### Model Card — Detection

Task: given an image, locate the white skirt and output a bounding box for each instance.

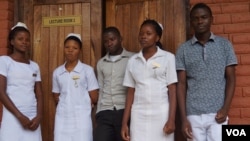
[0,108,42,141]
[130,103,174,141]
[54,105,93,141]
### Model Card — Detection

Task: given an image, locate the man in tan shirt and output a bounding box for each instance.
[94,26,134,141]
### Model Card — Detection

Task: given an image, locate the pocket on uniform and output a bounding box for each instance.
[154,68,167,81]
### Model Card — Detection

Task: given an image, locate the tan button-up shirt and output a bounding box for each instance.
[96,48,134,113]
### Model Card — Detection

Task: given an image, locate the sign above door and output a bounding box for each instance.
[42,15,82,27]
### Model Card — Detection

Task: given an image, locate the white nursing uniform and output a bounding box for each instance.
[52,60,99,141]
[0,56,42,141]
[123,47,177,141]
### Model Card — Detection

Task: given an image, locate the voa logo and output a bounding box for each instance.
[226,129,246,136]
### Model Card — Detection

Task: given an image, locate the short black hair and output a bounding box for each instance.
[190,3,212,17]
[103,26,121,37]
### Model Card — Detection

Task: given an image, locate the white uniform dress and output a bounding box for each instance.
[123,47,177,141]
[0,56,42,141]
[52,60,99,141]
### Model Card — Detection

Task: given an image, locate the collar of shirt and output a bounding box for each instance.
[191,32,216,45]
[103,48,131,62]
[58,60,83,75]
[135,46,165,61]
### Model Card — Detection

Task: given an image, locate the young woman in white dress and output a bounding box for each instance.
[52,33,99,141]
[121,19,177,141]
[0,22,43,141]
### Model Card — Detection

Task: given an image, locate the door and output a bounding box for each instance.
[105,0,188,54]
[17,0,102,141]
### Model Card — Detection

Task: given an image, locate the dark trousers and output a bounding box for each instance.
[93,109,124,141]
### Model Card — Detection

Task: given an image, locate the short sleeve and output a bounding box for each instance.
[32,61,41,82]
[0,56,8,77]
[123,58,135,88]
[175,45,186,71]
[52,69,60,93]
[225,41,238,66]
[86,67,99,91]
[166,54,178,85]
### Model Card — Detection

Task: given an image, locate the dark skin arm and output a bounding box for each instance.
[121,87,135,141]
[215,65,236,123]
[29,81,43,130]
[177,70,193,139]
[0,74,31,129]
[89,89,99,106]
[163,83,177,134]
[53,93,60,106]
[89,89,98,128]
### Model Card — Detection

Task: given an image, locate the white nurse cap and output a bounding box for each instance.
[66,33,82,41]
[11,22,28,30]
